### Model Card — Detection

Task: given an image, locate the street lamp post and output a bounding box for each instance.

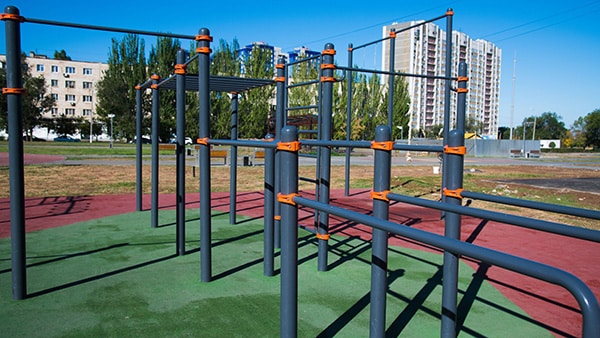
[89,113,93,144]
[108,113,115,148]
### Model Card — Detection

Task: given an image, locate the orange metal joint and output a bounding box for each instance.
[277,192,299,206]
[446,9,454,16]
[457,76,468,82]
[0,13,24,22]
[370,190,390,202]
[347,47,353,52]
[134,85,141,90]
[444,145,466,155]
[174,64,187,75]
[151,74,160,80]
[316,233,330,241]
[150,84,158,89]
[276,63,285,69]
[274,215,281,221]
[2,87,26,95]
[196,137,209,145]
[371,140,394,151]
[320,63,336,70]
[274,76,286,82]
[277,140,301,152]
[457,88,468,93]
[389,31,396,38]
[195,47,212,54]
[322,49,336,55]
[195,34,213,42]
[320,76,336,83]
[443,188,463,199]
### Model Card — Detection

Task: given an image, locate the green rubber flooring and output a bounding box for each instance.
[0,209,550,337]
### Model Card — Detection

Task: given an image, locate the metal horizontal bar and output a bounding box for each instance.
[287,79,320,89]
[293,196,600,337]
[336,65,455,81]
[208,139,277,149]
[285,54,322,67]
[461,190,600,220]
[386,192,600,243]
[24,17,196,39]
[301,139,372,149]
[286,105,319,111]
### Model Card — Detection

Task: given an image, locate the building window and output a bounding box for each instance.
[65,80,75,88]
[65,66,75,74]
[51,94,59,101]
[83,68,92,75]
[36,64,44,72]
[83,95,92,102]
[65,108,75,116]
[83,81,93,89]
[83,109,92,116]
[51,108,58,116]
[65,94,76,102]
[51,65,59,73]
[51,79,58,87]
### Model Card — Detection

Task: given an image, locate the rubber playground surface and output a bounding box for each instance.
[1,188,598,337]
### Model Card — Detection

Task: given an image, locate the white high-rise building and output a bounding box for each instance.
[382,21,502,138]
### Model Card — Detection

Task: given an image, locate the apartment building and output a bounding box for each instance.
[382,21,502,138]
[0,52,108,121]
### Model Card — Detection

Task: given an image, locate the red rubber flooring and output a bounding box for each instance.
[1,190,598,337]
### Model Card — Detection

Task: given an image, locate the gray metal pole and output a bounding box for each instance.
[456,62,467,131]
[279,126,299,338]
[197,28,212,282]
[317,43,335,272]
[370,125,392,337]
[230,93,238,225]
[264,140,275,276]
[151,74,160,229]
[274,57,286,249]
[176,50,186,255]
[4,5,27,300]
[344,43,353,196]
[387,29,396,129]
[135,86,143,212]
[441,9,454,207]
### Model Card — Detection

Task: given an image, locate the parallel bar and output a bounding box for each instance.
[274,57,286,250]
[264,145,275,276]
[135,86,143,212]
[285,104,319,111]
[336,65,457,81]
[345,43,354,196]
[387,29,396,129]
[230,94,239,225]
[293,196,600,338]
[286,79,320,89]
[461,190,600,220]
[4,5,27,300]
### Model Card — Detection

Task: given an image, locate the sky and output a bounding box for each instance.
[2,0,599,129]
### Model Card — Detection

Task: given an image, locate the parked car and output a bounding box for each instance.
[169,136,193,145]
[130,137,152,144]
[54,135,81,142]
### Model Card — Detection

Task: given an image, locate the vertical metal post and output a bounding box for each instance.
[456,63,467,131]
[317,43,335,272]
[3,5,26,300]
[279,126,299,338]
[135,86,143,212]
[274,57,286,249]
[441,9,454,206]
[264,140,275,276]
[150,74,160,229]
[175,50,186,255]
[197,28,212,282]
[344,43,353,196]
[387,29,396,129]
[229,92,238,224]
[370,125,392,337]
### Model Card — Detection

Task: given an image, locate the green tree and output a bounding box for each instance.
[238,45,274,138]
[578,109,600,150]
[96,34,148,141]
[53,50,71,61]
[148,36,181,142]
[50,115,82,136]
[387,77,410,140]
[210,38,241,139]
[533,112,567,140]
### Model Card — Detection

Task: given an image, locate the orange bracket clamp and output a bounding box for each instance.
[195,47,212,54]
[277,140,301,152]
[0,13,24,22]
[2,87,26,95]
[316,233,330,241]
[371,140,394,151]
[174,64,186,75]
[370,190,390,202]
[274,77,285,83]
[444,145,466,155]
[457,88,468,93]
[322,49,336,55]
[277,192,299,206]
[443,188,463,199]
[320,76,336,83]
[195,34,213,42]
[196,137,209,145]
